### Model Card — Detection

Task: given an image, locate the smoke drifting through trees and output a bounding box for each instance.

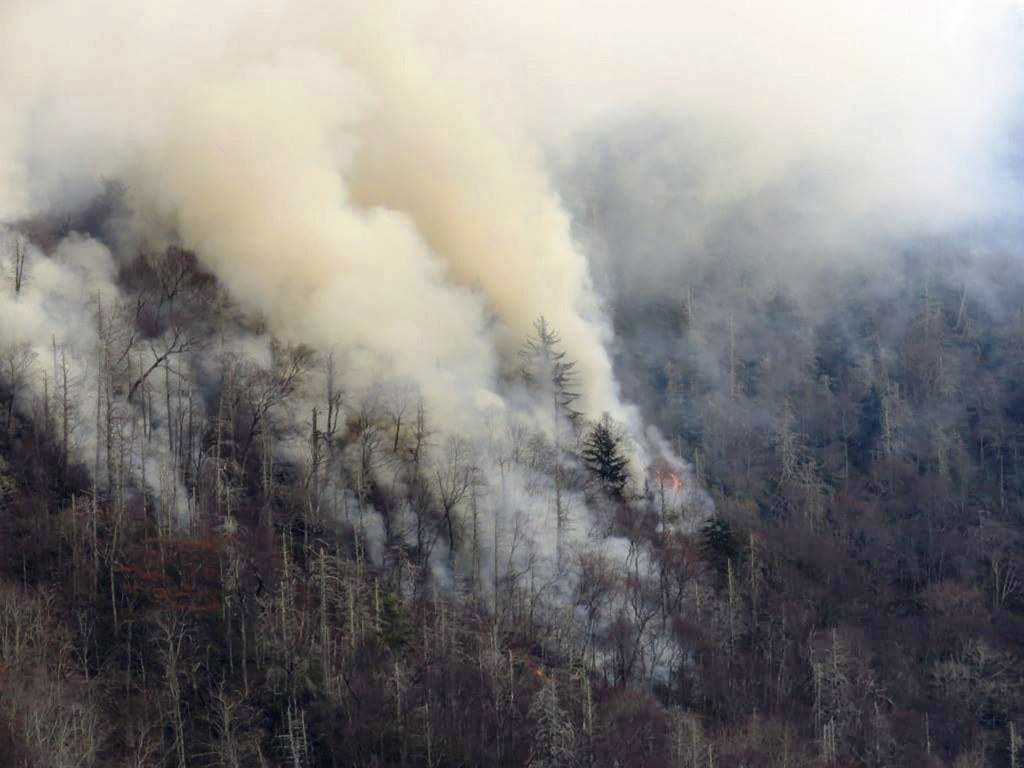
[2,1,1024,766]
[2,0,1022,440]
[0,0,732,610]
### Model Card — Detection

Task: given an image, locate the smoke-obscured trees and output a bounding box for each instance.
[5,218,1024,767]
[1,342,36,435]
[520,316,583,571]
[520,317,582,428]
[4,233,28,295]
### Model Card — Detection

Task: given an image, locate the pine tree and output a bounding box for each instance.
[581,414,629,498]
[520,316,581,569]
[519,316,581,424]
[699,516,737,573]
[853,385,882,470]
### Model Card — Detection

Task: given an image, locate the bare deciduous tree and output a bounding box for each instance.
[433,435,475,568]
[5,232,28,294]
[1,342,37,434]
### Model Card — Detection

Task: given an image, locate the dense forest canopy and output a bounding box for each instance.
[3,197,1024,767]
[3,1,1024,767]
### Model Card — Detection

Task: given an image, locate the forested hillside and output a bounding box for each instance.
[4,1,1024,766]
[3,216,1024,767]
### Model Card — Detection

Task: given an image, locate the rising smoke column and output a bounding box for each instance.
[0,0,641,448]
[1,0,1021,679]
[1,0,1022,453]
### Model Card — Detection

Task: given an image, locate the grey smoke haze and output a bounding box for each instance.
[1,0,1023,455]
[2,0,1021,683]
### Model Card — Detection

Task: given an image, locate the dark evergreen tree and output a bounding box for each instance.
[814,316,855,391]
[581,414,629,498]
[699,515,738,573]
[853,384,883,470]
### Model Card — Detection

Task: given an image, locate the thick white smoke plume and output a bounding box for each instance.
[2,0,1023,446]
[2,0,1021,685]
[0,0,626,443]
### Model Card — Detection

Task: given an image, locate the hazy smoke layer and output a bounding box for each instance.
[1,0,1022,446]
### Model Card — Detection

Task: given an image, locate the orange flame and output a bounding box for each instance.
[653,467,684,492]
